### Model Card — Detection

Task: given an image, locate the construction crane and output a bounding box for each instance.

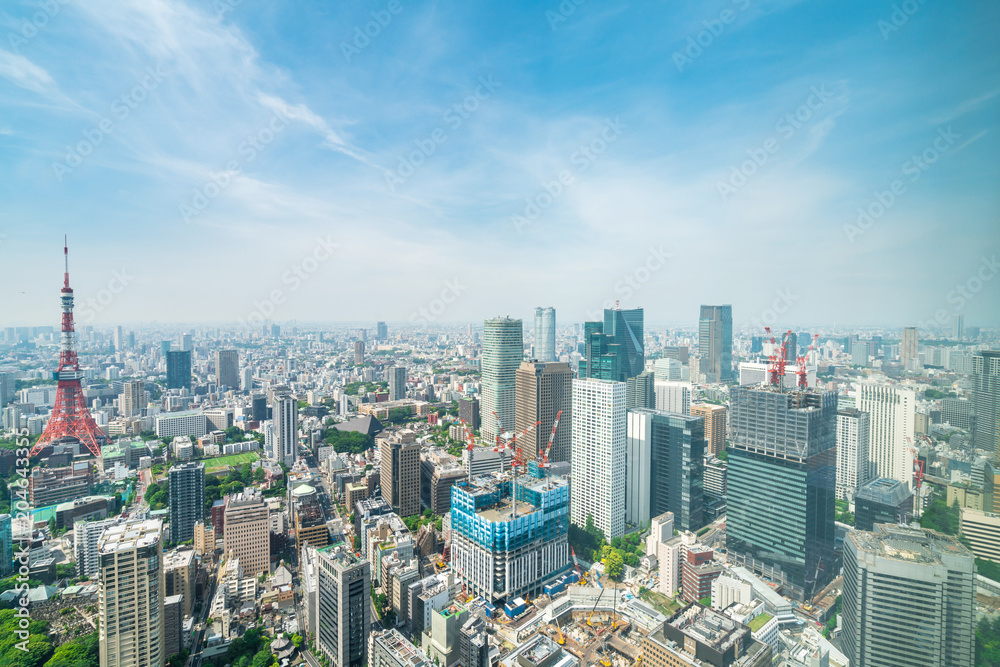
[570,546,587,585]
[796,334,820,389]
[553,612,566,645]
[537,409,563,470]
[764,328,792,387]
[587,586,606,627]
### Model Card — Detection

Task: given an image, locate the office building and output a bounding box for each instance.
[579,308,644,382]
[698,305,733,383]
[163,548,196,618]
[459,616,494,667]
[386,366,407,402]
[215,349,239,389]
[354,340,365,365]
[380,430,421,517]
[223,489,270,577]
[953,314,965,339]
[900,326,919,369]
[854,478,913,530]
[680,537,723,603]
[163,595,183,659]
[420,450,466,514]
[653,357,683,381]
[626,370,655,410]
[534,307,556,361]
[458,396,480,431]
[154,409,207,439]
[856,383,915,488]
[647,512,681,596]
[973,351,1000,456]
[371,629,431,667]
[641,603,771,667]
[30,462,93,507]
[481,317,523,445]
[75,517,121,578]
[0,372,14,405]
[515,360,572,462]
[726,385,838,601]
[571,378,626,539]
[272,389,298,467]
[168,462,205,543]
[98,519,165,667]
[690,403,726,455]
[835,408,871,500]
[251,393,267,422]
[654,380,691,415]
[316,545,370,667]
[941,397,974,431]
[376,321,388,340]
[166,350,192,390]
[960,507,1000,563]
[120,380,145,419]
[450,469,570,602]
[842,525,974,667]
[627,408,705,531]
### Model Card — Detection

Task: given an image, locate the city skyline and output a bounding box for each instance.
[0,2,997,327]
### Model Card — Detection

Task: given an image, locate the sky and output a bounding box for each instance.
[1,0,998,331]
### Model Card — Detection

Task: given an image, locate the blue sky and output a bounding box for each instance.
[1,0,998,331]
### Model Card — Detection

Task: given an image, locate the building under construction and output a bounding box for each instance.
[450,465,570,604]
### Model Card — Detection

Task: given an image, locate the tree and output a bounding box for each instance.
[253,467,266,482]
[42,631,98,667]
[387,407,411,424]
[605,551,624,581]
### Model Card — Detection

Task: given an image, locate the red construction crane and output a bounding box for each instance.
[796,334,820,389]
[458,418,476,452]
[538,410,564,470]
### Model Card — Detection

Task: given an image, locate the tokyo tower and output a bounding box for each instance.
[29,240,107,458]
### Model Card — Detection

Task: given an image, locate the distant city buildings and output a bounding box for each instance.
[900,326,919,369]
[215,349,239,389]
[386,366,407,402]
[166,350,192,390]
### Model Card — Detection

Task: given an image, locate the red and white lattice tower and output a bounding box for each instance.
[29,240,106,458]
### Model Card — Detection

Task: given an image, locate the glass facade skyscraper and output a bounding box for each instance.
[698,305,733,383]
[973,350,1000,456]
[579,307,643,382]
[533,306,556,362]
[480,317,523,445]
[726,385,838,601]
[166,350,191,390]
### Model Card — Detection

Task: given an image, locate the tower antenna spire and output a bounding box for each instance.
[64,235,69,288]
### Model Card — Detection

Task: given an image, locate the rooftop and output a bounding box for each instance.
[668,603,745,654]
[849,524,972,565]
[98,518,162,554]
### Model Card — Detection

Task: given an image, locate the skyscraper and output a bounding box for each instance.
[168,462,205,543]
[166,350,192,390]
[480,317,523,444]
[571,378,626,539]
[654,380,692,414]
[223,489,270,576]
[855,383,914,488]
[580,308,644,382]
[952,314,964,339]
[180,332,193,351]
[98,519,165,667]
[386,366,407,402]
[380,431,421,517]
[690,403,726,456]
[900,326,919,369]
[114,325,124,352]
[272,389,298,467]
[625,370,655,410]
[726,385,838,600]
[354,340,365,365]
[316,545,371,667]
[842,525,974,667]
[835,408,871,500]
[215,349,239,389]
[533,307,556,362]
[376,321,388,340]
[120,379,145,419]
[514,360,572,463]
[698,305,733,383]
[627,409,705,531]
[973,351,1000,456]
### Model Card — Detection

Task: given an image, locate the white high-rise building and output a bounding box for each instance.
[571,378,626,539]
[836,408,871,500]
[856,383,915,489]
[534,307,556,362]
[653,358,682,381]
[654,380,691,415]
[646,512,681,597]
[480,317,523,444]
[272,391,298,467]
[98,519,165,667]
[120,379,145,419]
[626,409,653,527]
[74,517,121,578]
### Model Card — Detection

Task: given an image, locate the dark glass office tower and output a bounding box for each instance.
[698,305,733,382]
[650,411,705,532]
[166,350,192,390]
[726,385,838,601]
[579,308,643,382]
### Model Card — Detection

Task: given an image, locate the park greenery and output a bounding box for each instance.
[924,388,957,400]
[0,608,53,667]
[919,495,960,535]
[324,429,373,454]
[403,509,442,534]
[977,615,1000,666]
[835,499,855,526]
[43,631,99,667]
[569,514,646,579]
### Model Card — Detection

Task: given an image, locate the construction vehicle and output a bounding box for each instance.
[553,613,566,645]
[570,546,587,585]
[587,586,606,627]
